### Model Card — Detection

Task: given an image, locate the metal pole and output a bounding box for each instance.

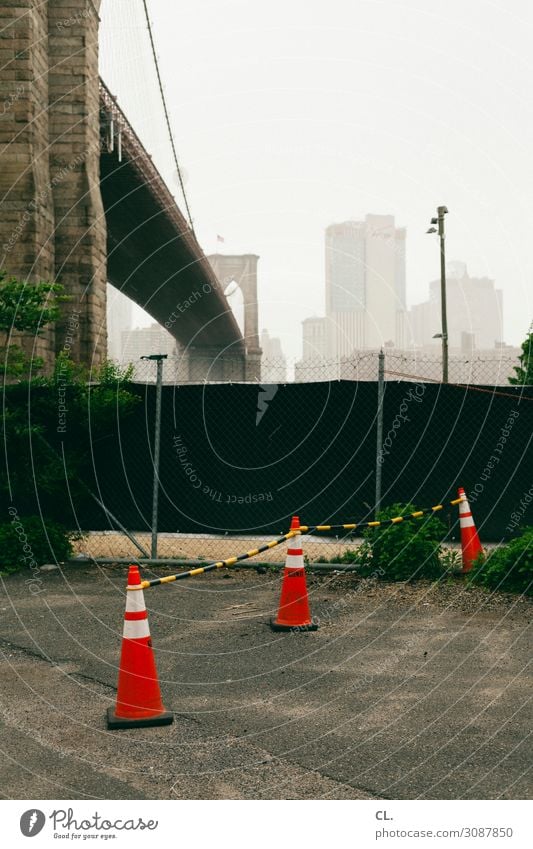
[141,354,167,559]
[152,357,164,558]
[375,349,385,517]
[438,205,449,384]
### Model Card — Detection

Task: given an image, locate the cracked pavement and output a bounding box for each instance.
[0,564,531,800]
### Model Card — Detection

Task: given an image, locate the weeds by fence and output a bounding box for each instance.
[2,350,531,567]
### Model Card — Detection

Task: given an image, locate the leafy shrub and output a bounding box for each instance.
[334,548,362,564]
[469,528,533,595]
[358,503,445,581]
[0,516,76,574]
[439,548,464,575]
[1,356,140,523]
[315,545,365,565]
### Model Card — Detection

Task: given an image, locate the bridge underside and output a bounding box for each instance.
[0,1,259,381]
[100,82,256,381]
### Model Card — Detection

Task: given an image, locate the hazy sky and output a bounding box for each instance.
[100,0,533,360]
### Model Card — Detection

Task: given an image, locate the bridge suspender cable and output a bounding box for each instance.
[141,0,195,233]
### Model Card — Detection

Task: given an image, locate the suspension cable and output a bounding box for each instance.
[141,0,195,233]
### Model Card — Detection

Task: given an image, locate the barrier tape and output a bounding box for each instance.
[298,497,464,533]
[134,496,464,590]
[138,531,298,589]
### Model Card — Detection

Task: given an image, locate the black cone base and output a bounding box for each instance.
[270,618,319,632]
[107,707,174,730]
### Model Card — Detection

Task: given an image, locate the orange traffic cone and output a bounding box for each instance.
[107,565,173,729]
[457,487,483,573]
[271,516,318,632]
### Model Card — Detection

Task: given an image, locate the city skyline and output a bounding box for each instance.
[111,220,512,367]
[100,0,532,364]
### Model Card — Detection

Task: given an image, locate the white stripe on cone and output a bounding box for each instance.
[123,619,151,640]
[126,588,146,613]
[459,491,475,526]
[460,516,475,528]
[286,551,305,569]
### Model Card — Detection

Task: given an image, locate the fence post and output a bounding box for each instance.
[375,349,385,518]
[141,353,168,559]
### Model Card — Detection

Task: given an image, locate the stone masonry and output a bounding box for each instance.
[0,0,106,370]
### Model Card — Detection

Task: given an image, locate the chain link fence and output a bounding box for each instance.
[4,349,527,566]
[59,349,531,566]
[127,350,521,386]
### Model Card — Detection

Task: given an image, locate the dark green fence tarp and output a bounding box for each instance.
[3,381,532,540]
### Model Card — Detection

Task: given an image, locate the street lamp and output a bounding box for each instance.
[426,206,449,383]
[141,354,168,559]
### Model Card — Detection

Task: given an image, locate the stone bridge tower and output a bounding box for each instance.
[207,253,261,381]
[0,0,106,370]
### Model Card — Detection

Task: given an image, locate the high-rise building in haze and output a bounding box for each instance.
[106,284,133,361]
[301,317,329,360]
[260,329,287,382]
[121,323,177,362]
[325,214,406,356]
[121,323,178,381]
[408,262,503,351]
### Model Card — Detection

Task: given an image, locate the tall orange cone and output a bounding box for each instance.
[271,516,318,632]
[457,487,483,574]
[107,565,173,729]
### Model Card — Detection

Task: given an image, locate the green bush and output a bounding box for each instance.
[1,356,140,523]
[0,515,76,574]
[315,544,365,565]
[439,548,463,575]
[358,502,445,581]
[469,528,533,595]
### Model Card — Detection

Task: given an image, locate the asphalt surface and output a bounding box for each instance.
[0,564,531,800]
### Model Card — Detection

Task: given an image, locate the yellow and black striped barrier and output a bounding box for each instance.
[298,497,463,533]
[137,496,463,590]
[139,531,298,589]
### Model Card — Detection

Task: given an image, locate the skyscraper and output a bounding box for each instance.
[106,284,133,361]
[325,214,406,356]
[408,262,504,351]
[260,329,287,382]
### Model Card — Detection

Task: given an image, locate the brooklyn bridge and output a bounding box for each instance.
[0,0,261,379]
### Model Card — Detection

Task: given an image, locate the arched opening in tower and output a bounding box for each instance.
[224,279,245,336]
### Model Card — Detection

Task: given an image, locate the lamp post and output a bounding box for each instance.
[141,353,168,559]
[426,205,449,383]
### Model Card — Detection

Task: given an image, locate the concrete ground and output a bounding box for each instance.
[0,564,531,800]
